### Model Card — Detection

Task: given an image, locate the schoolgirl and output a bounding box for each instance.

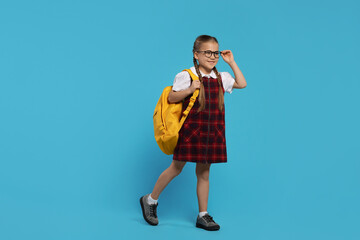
[140,35,247,231]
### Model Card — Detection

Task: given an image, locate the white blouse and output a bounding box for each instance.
[172,66,236,94]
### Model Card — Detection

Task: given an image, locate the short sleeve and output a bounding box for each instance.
[172,71,191,92]
[220,72,235,94]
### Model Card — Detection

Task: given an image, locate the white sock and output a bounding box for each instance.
[147,194,158,205]
[199,211,208,218]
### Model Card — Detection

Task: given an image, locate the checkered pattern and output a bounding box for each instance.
[173,76,227,164]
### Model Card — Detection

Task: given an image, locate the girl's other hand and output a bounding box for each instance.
[190,80,201,93]
[221,50,234,64]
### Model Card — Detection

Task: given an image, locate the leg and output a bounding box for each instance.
[150,160,186,200]
[194,163,220,231]
[195,162,211,212]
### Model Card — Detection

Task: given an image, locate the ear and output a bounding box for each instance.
[194,51,199,60]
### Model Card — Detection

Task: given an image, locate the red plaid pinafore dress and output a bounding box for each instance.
[173,75,227,164]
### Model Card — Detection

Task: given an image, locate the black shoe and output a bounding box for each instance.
[196,213,220,231]
[140,194,158,225]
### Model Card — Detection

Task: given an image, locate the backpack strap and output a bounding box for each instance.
[179,69,200,126]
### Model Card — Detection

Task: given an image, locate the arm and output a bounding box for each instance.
[221,50,247,89]
[168,80,201,103]
[168,88,192,103]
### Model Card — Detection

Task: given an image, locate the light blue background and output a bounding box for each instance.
[1,0,359,239]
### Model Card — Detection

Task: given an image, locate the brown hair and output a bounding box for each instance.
[192,35,224,112]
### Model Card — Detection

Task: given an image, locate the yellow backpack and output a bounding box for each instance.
[153,69,199,155]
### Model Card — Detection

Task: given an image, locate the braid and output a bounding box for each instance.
[213,67,224,112]
[193,57,206,112]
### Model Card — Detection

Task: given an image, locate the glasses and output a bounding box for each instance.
[196,50,222,58]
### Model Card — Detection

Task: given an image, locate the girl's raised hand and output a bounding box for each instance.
[221,50,234,64]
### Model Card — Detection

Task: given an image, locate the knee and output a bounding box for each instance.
[169,162,185,176]
[196,168,210,181]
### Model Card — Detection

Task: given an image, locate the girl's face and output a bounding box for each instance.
[194,41,220,74]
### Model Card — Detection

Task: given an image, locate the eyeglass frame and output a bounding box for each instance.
[195,50,223,58]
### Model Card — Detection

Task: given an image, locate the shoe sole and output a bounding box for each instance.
[196,222,220,231]
[139,196,158,226]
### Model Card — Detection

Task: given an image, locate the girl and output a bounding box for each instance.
[140,35,247,231]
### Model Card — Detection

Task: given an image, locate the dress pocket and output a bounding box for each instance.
[183,122,200,143]
[215,124,225,143]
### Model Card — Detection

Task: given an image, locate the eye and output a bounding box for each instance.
[205,50,212,54]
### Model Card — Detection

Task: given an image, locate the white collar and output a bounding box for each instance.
[190,66,217,78]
